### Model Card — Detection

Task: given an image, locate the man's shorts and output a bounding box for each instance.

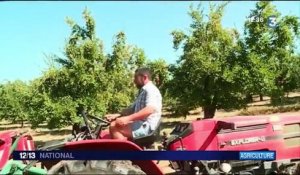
[131,121,151,139]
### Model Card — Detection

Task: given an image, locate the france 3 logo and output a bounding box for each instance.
[248,15,277,28]
[267,15,277,28]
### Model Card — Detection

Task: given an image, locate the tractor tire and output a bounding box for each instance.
[47,160,146,175]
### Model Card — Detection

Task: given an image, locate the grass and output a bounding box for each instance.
[239,103,300,115]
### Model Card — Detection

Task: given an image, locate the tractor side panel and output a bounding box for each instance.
[277,117,300,159]
[217,116,300,160]
[217,123,280,150]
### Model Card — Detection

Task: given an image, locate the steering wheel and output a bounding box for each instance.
[78,110,110,140]
[87,113,110,126]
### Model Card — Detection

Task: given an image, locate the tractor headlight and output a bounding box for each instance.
[170,161,180,170]
[219,163,232,173]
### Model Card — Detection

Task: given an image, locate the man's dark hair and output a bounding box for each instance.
[135,67,152,80]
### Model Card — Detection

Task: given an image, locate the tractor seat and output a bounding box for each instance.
[133,120,161,149]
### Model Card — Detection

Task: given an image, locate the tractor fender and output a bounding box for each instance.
[0,136,12,170]
[63,139,163,175]
[0,130,19,170]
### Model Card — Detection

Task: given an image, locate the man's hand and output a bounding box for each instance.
[105,114,121,122]
[115,117,132,127]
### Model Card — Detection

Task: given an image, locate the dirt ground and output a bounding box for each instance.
[0,92,300,174]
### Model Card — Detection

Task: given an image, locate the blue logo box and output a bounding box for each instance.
[239,151,276,160]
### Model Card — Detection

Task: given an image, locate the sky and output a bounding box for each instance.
[0,1,299,82]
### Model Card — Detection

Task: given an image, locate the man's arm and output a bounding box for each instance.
[115,88,161,126]
[127,89,161,121]
[105,104,134,120]
[126,106,156,121]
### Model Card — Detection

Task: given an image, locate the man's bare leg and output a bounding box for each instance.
[109,121,133,140]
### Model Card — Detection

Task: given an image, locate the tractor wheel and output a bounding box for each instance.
[47,160,146,175]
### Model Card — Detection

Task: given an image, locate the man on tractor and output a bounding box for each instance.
[105,67,162,140]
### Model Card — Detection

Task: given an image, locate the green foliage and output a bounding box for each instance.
[147,59,170,91]
[0,81,30,126]
[30,10,110,128]
[29,9,148,128]
[105,32,147,112]
[169,2,248,118]
[244,1,300,105]
[20,9,147,128]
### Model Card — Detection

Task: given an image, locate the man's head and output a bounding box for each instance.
[134,68,152,89]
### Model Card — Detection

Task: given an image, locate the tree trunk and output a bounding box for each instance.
[259,94,263,101]
[246,94,253,103]
[21,120,24,128]
[203,106,216,119]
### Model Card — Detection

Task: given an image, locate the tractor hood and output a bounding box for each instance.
[0,131,15,170]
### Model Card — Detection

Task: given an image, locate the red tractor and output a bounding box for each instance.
[42,111,300,175]
[1,111,299,175]
[163,115,300,175]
